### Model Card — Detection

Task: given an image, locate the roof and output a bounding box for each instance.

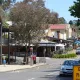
[38,40,56,46]
[55,43,65,47]
[49,24,68,30]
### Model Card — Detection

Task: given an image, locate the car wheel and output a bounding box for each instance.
[76,53,78,55]
[59,74,63,77]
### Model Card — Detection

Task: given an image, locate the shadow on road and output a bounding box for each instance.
[40,69,73,80]
[40,75,73,80]
[42,69,60,72]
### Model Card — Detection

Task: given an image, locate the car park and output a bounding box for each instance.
[59,60,79,76]
[76,47,80,55]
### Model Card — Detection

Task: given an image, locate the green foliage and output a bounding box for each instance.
[53,53,76,58]
[3,21,9,28]
[69,0,80,26]
[76,19,80,26]
[69,20,73,25]
[0,6,10,28]
[65,47,73,52]
[58,17,67,24]
[69,0,80,18]
[10,0,59,44]
[0,0,16,10]
[0,0,3,6]
[2,33,8,38]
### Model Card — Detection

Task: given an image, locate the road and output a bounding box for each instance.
[0,58,73,80]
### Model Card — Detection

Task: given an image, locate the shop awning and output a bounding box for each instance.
[74,40,80,44]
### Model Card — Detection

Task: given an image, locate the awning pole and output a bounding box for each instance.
[55,46,56,51]
[0,17,2,65]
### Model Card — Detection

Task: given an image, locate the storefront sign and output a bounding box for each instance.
[73,65,80,80]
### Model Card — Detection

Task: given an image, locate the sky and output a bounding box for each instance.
[45,0,77,23]
[16,0,77,23]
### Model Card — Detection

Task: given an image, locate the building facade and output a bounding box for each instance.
[45,24,77,40]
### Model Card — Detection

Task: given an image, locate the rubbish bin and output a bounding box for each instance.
[31,55,36,64]
[3,57,6,65]
[30,54,36,65]
[3,59,6,64]
[33,55,36,64]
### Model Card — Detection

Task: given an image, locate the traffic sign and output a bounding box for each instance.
[73,65,80,80]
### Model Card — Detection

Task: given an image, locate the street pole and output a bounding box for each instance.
[0,20,2,65]
[8,29,10,64]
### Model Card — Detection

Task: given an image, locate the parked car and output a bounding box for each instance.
[59,60,79,76]
[76,47,80,55]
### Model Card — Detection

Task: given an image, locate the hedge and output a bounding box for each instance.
[53,53,77,58]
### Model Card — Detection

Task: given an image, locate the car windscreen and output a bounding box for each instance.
[63,60,79,66]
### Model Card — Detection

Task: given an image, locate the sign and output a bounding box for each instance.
[73,65,80,80]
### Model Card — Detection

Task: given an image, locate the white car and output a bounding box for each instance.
[59,60,79,76]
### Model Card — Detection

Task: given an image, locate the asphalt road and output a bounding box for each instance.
[0,58,73,80]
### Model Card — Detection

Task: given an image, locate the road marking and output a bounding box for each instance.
[47,71,59,76]
[28,78,35,80]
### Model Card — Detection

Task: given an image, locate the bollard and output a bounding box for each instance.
[30,55,33,66]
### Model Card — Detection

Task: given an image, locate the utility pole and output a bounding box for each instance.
[8,29,10,64]
[0,16,2,65]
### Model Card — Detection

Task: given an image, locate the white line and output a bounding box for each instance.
[48,73,54,75]
[28,78,35,80]
[47,71,59,76]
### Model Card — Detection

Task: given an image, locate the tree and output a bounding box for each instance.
[58,17,67,24]
[47,12,59,24]
[10,0,60,44]
[0,0,16,10]
[0,0,16,28]
[0,6,10,29]
[69,20,73,25]
[10,1,47,41]
[10,0,51,63]
[69,0,80,18]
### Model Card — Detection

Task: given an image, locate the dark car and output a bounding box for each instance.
[76,47,80,55]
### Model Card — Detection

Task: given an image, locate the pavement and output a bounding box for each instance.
[0,57,47,72]
[0,49,80,73]
[67,49,76,54]
[0,63,47,72]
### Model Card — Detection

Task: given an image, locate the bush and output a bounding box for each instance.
[53,53,76,58]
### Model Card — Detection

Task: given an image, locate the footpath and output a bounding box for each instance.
[0,63,46,72]
[0,57,47,72]
[0,49,80,73]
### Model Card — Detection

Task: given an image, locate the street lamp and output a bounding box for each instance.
[0,16,2,64]
[7,21,12,64]
[8,28,10,64]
